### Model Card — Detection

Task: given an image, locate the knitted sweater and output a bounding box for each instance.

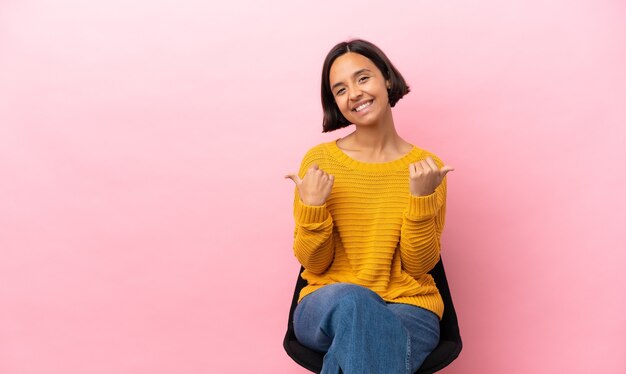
[292,139,447,319]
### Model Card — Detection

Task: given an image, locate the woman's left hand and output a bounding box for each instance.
[409,157,454,197]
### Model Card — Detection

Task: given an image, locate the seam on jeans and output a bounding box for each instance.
[405,330,411,374]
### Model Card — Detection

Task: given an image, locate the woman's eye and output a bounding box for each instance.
[336,88,345,96]
[358,76,369,83]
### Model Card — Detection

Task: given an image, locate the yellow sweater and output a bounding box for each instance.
[292,140,447,319]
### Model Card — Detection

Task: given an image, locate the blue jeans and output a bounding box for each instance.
[294,283,440,374]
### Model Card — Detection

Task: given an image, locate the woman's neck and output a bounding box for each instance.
[337,113,412,162]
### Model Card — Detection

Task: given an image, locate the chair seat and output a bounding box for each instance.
[419,339,462,373]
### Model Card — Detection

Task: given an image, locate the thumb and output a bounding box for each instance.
[284,174,302,186]
[440,165,455,177]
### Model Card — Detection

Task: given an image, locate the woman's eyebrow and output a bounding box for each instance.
[331,68,372,91]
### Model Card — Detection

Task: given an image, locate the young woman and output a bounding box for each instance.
[285,39,454,374]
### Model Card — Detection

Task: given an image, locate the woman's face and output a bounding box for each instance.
[328,52,390,127]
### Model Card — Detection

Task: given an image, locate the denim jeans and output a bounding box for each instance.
[293,283,440,374]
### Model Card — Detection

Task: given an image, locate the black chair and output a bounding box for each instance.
[283,259,462,373]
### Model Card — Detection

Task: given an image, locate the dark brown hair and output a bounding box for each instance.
[321,39,410,133]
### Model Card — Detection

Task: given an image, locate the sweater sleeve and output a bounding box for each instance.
[399,174,447,278]
[291,149,335,274]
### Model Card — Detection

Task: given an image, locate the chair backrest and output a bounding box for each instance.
[283,258,462,373]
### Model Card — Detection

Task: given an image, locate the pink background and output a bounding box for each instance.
[1,0,625,373]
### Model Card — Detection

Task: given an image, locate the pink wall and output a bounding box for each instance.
[1,0,625,373]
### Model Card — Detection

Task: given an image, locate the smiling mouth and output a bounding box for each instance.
[353,100,373,112]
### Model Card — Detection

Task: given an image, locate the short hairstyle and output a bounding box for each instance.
[321,39,410,133]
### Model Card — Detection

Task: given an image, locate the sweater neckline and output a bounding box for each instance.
[327,139,422,172]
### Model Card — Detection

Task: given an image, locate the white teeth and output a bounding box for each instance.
[354,101,372,112]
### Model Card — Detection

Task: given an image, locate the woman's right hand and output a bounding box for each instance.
[285,164,334,206]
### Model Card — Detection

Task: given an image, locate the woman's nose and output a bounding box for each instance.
[348,85,363,100]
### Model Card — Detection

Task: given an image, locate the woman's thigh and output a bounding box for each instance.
[293,283,386,352]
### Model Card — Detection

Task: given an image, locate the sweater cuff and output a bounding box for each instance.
[405,192,439,221]
[295,199,330,224]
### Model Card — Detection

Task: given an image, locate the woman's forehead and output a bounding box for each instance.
[329,53,379,82]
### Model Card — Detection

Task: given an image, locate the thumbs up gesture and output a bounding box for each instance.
[285,164,335,206]
[409,157,454,197]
